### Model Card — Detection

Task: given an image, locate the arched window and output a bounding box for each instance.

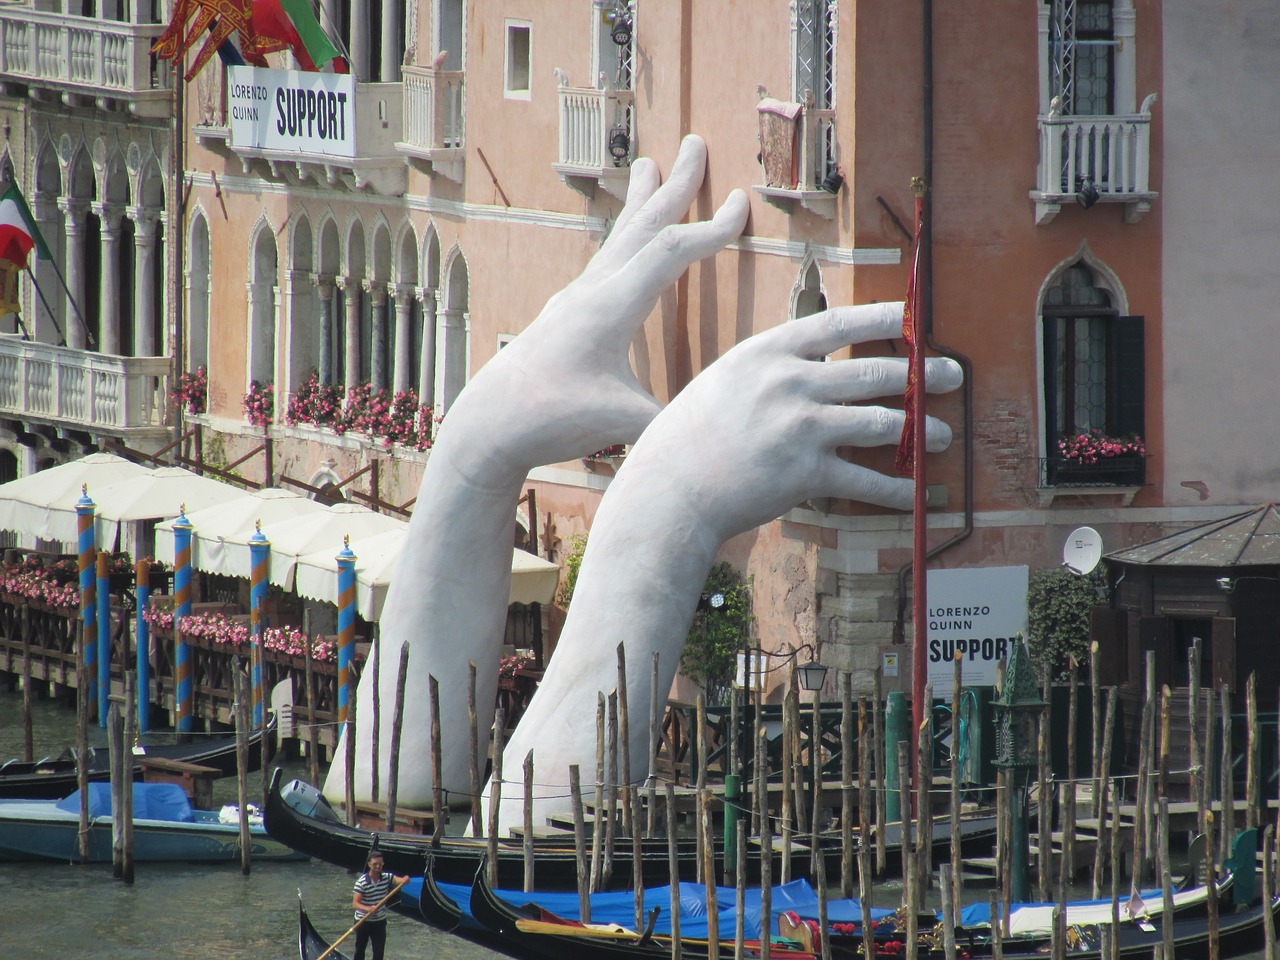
[792,258,827,320]
[248,224,279,387]
[1041,259,1144,485]
[437,248,470,414]
[187,212,211,370]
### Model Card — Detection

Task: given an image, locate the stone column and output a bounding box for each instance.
[315,275,335,385]
[1113,0,1137,115]
[381,0,403,82]
[91,202,122,355]
[416,286,437,407]
[339,276,361,391]
[435,299,467,415]
[128,206,160,356]
[57,197,88,350]
[349,4,370,81]
[368,281,388,390]
[32,193,60,344]
[392,283,415,395]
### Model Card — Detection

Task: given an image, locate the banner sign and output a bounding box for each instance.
[228,66,356,158]
[924,565,1029,687]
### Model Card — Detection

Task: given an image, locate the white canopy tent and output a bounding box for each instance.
[0,454,241,546]
[155,489,561,621]
[292,529,561,622]
[154,487,329,576]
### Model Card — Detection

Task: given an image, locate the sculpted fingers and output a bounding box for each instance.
[762,302,905,360]
[814,355,964,403]
[590,135,710,275]
[814,404,954,451]
[603,190,749,319]
[821,460,916,512]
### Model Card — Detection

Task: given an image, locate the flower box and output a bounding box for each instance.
[1045,453,1145,488]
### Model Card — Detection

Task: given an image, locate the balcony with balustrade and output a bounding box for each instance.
[0,336,170,441]
[0,7,170,116]
[396,64,465,183]
[1030,94,1159,225]
[552,72,633,200]
[754,95,839,220]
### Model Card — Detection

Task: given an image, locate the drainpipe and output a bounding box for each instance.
[893,0,975,646]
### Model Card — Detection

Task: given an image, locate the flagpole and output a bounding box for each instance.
[24,265,68,346]
[909,177,928,809]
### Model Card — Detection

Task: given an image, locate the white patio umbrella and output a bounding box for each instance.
[292,530,560,621]
[0,452,154,543]
[154,487,327,574]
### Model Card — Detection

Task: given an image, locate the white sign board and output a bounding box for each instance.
[925,565,1029,687]
[228,66,356,157]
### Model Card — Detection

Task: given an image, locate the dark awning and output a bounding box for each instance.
[1105,502,1280,567]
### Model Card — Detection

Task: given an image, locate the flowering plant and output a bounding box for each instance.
[0,553,165,609]
[498,654,536,680]
[285,371,437,451]
[583,443,626,462]
[1057,430,1146,465]
[286,371,344,428]
[140,606,339,663]
[243,380,275,428]
[172,366,208,415]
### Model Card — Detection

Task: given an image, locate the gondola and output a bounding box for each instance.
[265,769,998,890]
[298,896,351,960]
[469,859,1278,960]
[0,714,276,800]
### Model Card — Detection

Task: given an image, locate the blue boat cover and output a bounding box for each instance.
[55,782,195,822]
[424,876,897,940]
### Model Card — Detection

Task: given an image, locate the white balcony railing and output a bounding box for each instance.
[1031,94,1158,225]
[0,336,170,437]
[552,80,633,200]
[396,65,465,182]
[754,97,839,219]
[0,8,170,115]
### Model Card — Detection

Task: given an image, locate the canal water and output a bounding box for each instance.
[0,685,505,960]
[2,684,1268,959]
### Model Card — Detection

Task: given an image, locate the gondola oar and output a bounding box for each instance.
[315,877,408,960]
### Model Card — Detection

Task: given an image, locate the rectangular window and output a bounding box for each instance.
[505,21,532,99]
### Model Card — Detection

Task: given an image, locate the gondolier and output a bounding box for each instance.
[351,851,408,960]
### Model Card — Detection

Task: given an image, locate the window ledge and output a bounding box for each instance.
[1036,484,1142,507]
[753,185,836,220]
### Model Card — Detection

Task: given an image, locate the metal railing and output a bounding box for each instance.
[1038,454,1146,488]
[0,336,169,435]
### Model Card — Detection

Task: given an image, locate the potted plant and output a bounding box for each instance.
[1052,430,1146,485]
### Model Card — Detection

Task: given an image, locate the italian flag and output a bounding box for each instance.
[248,0,346,73]
[0,182,51,271]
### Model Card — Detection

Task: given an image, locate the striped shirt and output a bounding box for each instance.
[354,871,393,922]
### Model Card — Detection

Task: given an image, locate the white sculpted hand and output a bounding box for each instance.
[491,302,964,829]
[326,136,749,807]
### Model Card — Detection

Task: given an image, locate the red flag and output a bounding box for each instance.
[894,211,923,477]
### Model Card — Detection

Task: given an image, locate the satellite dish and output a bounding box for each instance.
[1062,526,1103,575]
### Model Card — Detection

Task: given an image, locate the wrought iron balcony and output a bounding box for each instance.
[1039,454,1146,490]
[0,336,170,439]
[0,7,170,116]
[396,64,465,183]
[552,73,633,200]
[1031,94,1159,225]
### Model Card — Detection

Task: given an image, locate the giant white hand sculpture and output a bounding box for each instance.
[324,137,750,806]
[488,303,964,830]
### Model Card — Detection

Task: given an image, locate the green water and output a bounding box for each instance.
[0,682,504,959]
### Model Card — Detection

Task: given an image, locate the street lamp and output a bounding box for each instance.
[796,657,828,693]
[993,637,1044,903]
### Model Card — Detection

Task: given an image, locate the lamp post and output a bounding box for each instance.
[993,638,1045,903]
